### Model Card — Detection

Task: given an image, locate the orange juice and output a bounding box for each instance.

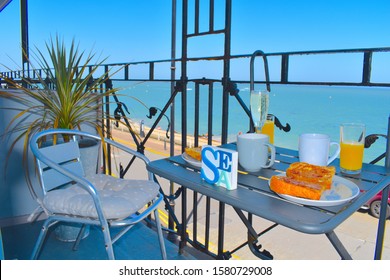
[261,120,274,144]
[340,142,364,172]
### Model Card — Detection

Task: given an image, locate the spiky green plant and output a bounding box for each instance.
[0,36,136,196]
[1,36,118,138]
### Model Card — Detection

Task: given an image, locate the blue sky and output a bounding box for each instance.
[1,0,390,82]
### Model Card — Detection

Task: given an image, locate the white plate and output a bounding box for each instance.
[269,174,360,207]
[181,152,202,168]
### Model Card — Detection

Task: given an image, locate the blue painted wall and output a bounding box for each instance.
[0,90,40,225]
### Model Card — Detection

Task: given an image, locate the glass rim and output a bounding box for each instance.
[340,123,365,128]
[250,90,270,94]
[300,133,330,139]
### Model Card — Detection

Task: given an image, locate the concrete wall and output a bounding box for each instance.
[0,90,40,226]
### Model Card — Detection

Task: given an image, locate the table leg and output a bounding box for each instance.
[374,183,390,259]
[217,202,227,259]
[179,186,188,253]
[325,231,352,260]
[233,207,273,260]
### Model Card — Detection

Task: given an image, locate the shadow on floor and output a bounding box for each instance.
[2,220,196,260]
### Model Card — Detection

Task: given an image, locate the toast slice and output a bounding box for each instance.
[286,162,336,190]
[185,146,202,161]
[270,175,325,200]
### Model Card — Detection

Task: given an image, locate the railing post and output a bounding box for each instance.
[362,51,372,85]
[281,54,289,83]
[124,65,129,80]
[149,62,154,80]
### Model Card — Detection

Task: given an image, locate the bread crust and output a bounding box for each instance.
[270,175,325,200]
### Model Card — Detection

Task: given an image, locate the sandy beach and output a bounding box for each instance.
[111,121,221,156]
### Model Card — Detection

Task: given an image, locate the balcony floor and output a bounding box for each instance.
[2,220,198,260]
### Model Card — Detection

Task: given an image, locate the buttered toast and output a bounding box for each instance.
[185,146,202,161]
[270,175,325,200]
[286,162,336,190]
[270,162,336,200]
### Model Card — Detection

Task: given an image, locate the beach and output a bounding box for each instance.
[111,121,221,157]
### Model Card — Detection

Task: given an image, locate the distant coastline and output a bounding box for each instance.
[111,121,221,150]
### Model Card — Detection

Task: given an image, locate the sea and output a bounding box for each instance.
[112,81,390,165]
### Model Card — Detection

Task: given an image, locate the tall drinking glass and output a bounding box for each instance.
[340,123,365,174]
[261,114,275,144]
[250,90,269,133]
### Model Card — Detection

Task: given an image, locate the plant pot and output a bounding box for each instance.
[54,222,90,242]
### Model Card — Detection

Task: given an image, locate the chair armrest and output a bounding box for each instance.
[103,138,151,164]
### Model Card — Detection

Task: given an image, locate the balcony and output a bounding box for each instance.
[1,0,390,261]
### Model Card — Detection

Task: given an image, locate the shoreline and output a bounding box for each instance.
[110,121,222,156]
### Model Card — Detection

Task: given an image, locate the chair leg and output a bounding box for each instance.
[31,219,51,260]
[101,225,115,260]
[154,209,167,260]
[72,224,88,251]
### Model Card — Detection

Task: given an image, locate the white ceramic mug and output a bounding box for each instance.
[237,133,275,172]
[299,133,340,166]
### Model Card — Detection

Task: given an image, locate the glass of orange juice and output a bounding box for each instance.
[340,123,365,174]
[260,114,275,144]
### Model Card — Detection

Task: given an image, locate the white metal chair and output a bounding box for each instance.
[29,128,166,260]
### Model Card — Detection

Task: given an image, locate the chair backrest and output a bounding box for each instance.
[34,139,85,193]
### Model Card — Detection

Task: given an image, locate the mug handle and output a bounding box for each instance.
[262,143,276,168]
[327,142,341,165]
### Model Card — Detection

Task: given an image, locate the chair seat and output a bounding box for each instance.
[43,174,160,220]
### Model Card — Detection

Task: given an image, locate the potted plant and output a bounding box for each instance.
[0,36,132,240]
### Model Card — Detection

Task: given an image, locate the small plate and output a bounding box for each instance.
[269,174,360,207]
[182,152,202,168]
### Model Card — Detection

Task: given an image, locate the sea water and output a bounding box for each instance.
[112,81,390,165]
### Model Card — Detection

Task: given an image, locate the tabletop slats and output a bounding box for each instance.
[150,146,389,235]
